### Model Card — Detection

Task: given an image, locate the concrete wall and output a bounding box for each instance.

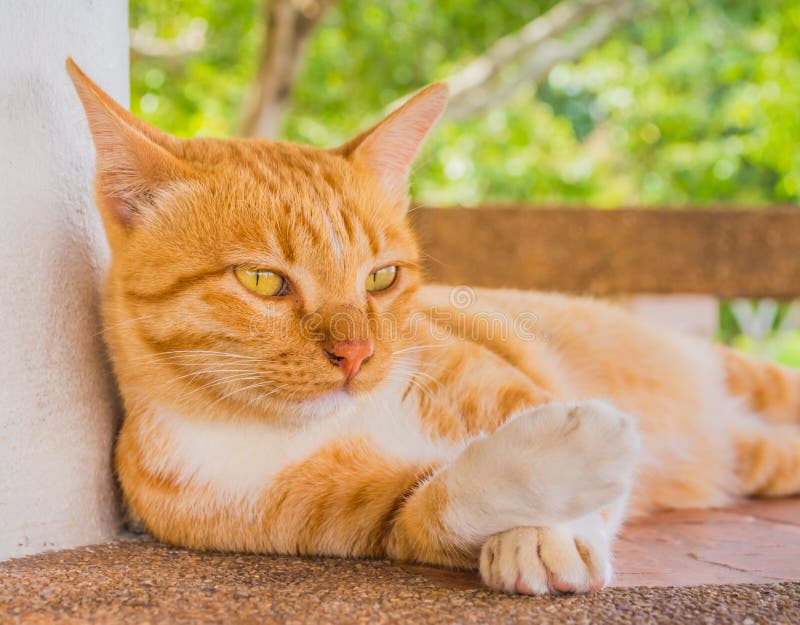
[0,1,128,560]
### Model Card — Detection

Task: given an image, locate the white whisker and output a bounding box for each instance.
[132,349,268,362]
[206,382,287,411]
[96,314,158,337]
[391,344,447,356]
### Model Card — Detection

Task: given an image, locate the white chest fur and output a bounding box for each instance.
[142,385,460,504]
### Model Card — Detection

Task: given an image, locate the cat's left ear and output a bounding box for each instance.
[66,57,192,233]
[336,83,448,209]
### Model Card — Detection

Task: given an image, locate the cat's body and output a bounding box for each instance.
[67,58,800,595]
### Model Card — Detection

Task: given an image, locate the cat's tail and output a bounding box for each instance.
[720,346,800,497]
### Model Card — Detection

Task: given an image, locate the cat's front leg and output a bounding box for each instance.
[452,400,637,594]
[387,400,638,581]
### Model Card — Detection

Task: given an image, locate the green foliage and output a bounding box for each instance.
[130,0,262,136]
[130,0,800,207]
[731,331,800,368]
[718,300,800,367]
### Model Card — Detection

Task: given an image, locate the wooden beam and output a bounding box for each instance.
[411,206,800,298]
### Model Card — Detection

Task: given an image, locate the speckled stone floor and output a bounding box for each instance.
[2,499,799,624]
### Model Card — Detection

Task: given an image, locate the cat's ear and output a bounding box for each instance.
[336,83,448,208]
[66,57,191,227]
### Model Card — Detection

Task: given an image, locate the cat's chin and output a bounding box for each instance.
[289,374,399,421]
[290,388,362,421]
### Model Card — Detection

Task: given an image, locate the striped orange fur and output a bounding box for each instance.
[67,58,800,595]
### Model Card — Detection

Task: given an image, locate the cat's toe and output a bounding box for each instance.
[479,524,611,596]
[480,527,548,594]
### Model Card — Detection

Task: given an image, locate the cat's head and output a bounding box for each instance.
[66,58,447,420]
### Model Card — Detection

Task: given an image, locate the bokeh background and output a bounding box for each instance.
[129,0,800,363]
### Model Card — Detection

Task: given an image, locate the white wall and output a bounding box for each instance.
[0,1,128,559]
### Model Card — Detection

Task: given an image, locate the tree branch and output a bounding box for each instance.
[444,0,639,121]
[238,0,335,138]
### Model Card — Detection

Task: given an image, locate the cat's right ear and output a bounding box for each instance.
[66,57,190,229]
[334,83,448,210]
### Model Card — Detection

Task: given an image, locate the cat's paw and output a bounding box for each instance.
[537,400,641,517]
[445,400,639,539]
[479,518,612,595]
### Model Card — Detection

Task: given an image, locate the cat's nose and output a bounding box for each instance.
[322,340,374,382]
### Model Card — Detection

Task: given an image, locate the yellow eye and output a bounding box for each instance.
[366,265,398,292]
[234,267,286,297]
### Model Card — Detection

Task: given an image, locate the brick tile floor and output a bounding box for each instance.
[400,498,800,589]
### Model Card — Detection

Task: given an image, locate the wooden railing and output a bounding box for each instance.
[411,207,800,298]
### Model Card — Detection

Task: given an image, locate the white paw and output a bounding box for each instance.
[445,400,639,540]
[479,518,612,595]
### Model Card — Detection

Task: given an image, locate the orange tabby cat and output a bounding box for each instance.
[67,58,800,595]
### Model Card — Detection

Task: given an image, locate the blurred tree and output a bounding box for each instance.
[238,0,336,137]
[443,0,638,122]
[130,0,800,207]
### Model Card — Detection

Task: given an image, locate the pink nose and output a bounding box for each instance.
[323,341,374,382]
